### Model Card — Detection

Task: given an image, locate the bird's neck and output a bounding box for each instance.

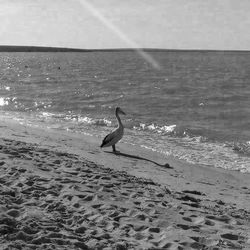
[116,112,123,128]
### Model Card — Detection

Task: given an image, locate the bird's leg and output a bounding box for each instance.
[112,145,120,154]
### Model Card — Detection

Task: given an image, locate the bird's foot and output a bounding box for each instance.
[112,145,120,154]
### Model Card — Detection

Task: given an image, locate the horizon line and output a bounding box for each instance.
[0,45,250,53]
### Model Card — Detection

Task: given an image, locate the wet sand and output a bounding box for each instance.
[0,117,249,249]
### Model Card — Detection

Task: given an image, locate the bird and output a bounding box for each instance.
[100,107,126,153]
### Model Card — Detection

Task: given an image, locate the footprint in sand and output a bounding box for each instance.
[1,138,249,249]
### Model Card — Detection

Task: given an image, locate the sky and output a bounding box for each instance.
[0,0,250,50]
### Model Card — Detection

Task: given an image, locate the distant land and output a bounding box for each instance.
[0,45,92,52]
[0,45,173,52]
[0,45,249,53]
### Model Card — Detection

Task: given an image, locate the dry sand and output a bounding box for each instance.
[0,117,249,250]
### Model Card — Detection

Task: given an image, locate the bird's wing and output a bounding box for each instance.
[100,128,120,147]
[100,133,112,147]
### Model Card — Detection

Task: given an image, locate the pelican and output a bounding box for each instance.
[100,107,126,153]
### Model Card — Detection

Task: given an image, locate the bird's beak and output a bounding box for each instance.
[120,109,126,115]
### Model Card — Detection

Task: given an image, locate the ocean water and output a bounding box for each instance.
[0,51,250,173]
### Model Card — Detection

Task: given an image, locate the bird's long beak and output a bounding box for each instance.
[120,109,126,115]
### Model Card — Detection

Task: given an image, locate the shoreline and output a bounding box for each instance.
[0,117,249,249]
[1,117,249,208]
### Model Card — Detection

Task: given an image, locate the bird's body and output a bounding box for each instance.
[100,107,126,153]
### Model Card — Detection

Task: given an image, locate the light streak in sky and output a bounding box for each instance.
[76,0,161,70]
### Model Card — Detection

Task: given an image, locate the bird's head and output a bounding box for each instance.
[116,107,126,115]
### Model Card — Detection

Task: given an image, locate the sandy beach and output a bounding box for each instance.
[0,117,249,250]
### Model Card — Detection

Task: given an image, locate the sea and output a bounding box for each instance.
[0,51,250,173]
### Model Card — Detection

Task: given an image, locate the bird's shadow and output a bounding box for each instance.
[105,151,173,169]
